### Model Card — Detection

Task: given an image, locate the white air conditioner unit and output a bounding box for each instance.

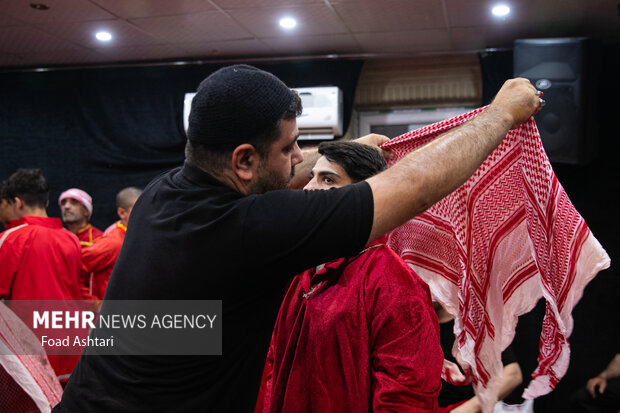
[183,87,343,141]
[183,92,195,133]
[294,87,343,141]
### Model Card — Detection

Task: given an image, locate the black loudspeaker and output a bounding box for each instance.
[514,38,599,164]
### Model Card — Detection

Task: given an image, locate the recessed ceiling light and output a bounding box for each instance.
[95,31,112,42]
[491,4,510,17]
[30,3,50,11]
[279,17,297,29]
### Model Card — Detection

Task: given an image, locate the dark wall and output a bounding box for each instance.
[481,42,620,412]
[0,59,363,230]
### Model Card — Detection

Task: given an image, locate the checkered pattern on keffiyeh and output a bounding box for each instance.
[382,107,610,413]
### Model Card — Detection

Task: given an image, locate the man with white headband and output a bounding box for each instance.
[58,188,102,247]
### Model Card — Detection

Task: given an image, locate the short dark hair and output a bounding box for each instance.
[318,141,387,183]
[116,187,143,210]
[186,90,302,173]
[4,169,49,208]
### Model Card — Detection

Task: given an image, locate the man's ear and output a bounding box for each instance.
[231,144,260,182]
[117,207,127,222]
[13,197,24,211]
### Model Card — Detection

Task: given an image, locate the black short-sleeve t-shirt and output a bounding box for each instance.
[55,162,374,412]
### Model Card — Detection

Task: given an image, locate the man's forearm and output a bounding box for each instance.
[599,354,620,380]
[366,106,512,242]
[366,78,539,242]
[497,363,523,400]
[289,147,320,189]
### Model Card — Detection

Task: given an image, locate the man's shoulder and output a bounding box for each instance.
[84,227,123,253]
[89,224,104,238]
[52,227,82,253]
[0,222,30,246]
[0,220,80,253]
[102,227,125,247]
[356,243,429,293]
[358,241,405,267]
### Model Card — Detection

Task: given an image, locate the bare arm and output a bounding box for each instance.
[597,354,620,380]
[586,353,620,398]
[449,362,523,413]
[288,147,321,189]
[496,363,524,401]
[366,78,540,243]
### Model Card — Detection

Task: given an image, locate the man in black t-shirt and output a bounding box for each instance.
[55,65,542,412]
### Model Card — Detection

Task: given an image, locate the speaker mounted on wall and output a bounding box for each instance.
[514,38,600,165]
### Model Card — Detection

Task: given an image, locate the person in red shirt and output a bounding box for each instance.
[58,188,103,300]
[0,169,83,383]
[58,188,102,247]
[255,141,443,413]
[81,186,142,300]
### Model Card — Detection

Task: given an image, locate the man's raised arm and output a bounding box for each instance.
[288,147,321,189]
[366,78,541,243]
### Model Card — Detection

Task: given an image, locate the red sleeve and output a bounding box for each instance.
[81,236,118,273]
[366,249,443,412]
[0,230,21,299]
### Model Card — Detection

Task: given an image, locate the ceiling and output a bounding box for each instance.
[1,0,618,70]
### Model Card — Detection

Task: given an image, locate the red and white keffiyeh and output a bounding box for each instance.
[382,107,610,413]
[0,301,63,412]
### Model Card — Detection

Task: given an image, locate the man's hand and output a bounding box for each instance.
[488,78,542,130]
[586,376,607,398]
[353,133,394,161]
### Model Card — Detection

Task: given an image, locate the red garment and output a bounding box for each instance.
[382,109,610,411]
[75,223,102,248]
[75,223,103,300]
[0,216,83,381]
[80,221,126,300]
[255,238,443,413]
[0,216,82,301]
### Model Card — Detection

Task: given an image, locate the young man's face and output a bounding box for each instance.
[304,156,353,190]
[250,118,303,193]
[60,197,89,225]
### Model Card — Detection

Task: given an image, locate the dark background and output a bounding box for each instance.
[1,45,618,412]
[0,59,363,228]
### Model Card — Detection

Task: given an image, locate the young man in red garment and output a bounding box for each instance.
[255,141,444,413]
[80,186,142,300]
[0,169,83,383]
